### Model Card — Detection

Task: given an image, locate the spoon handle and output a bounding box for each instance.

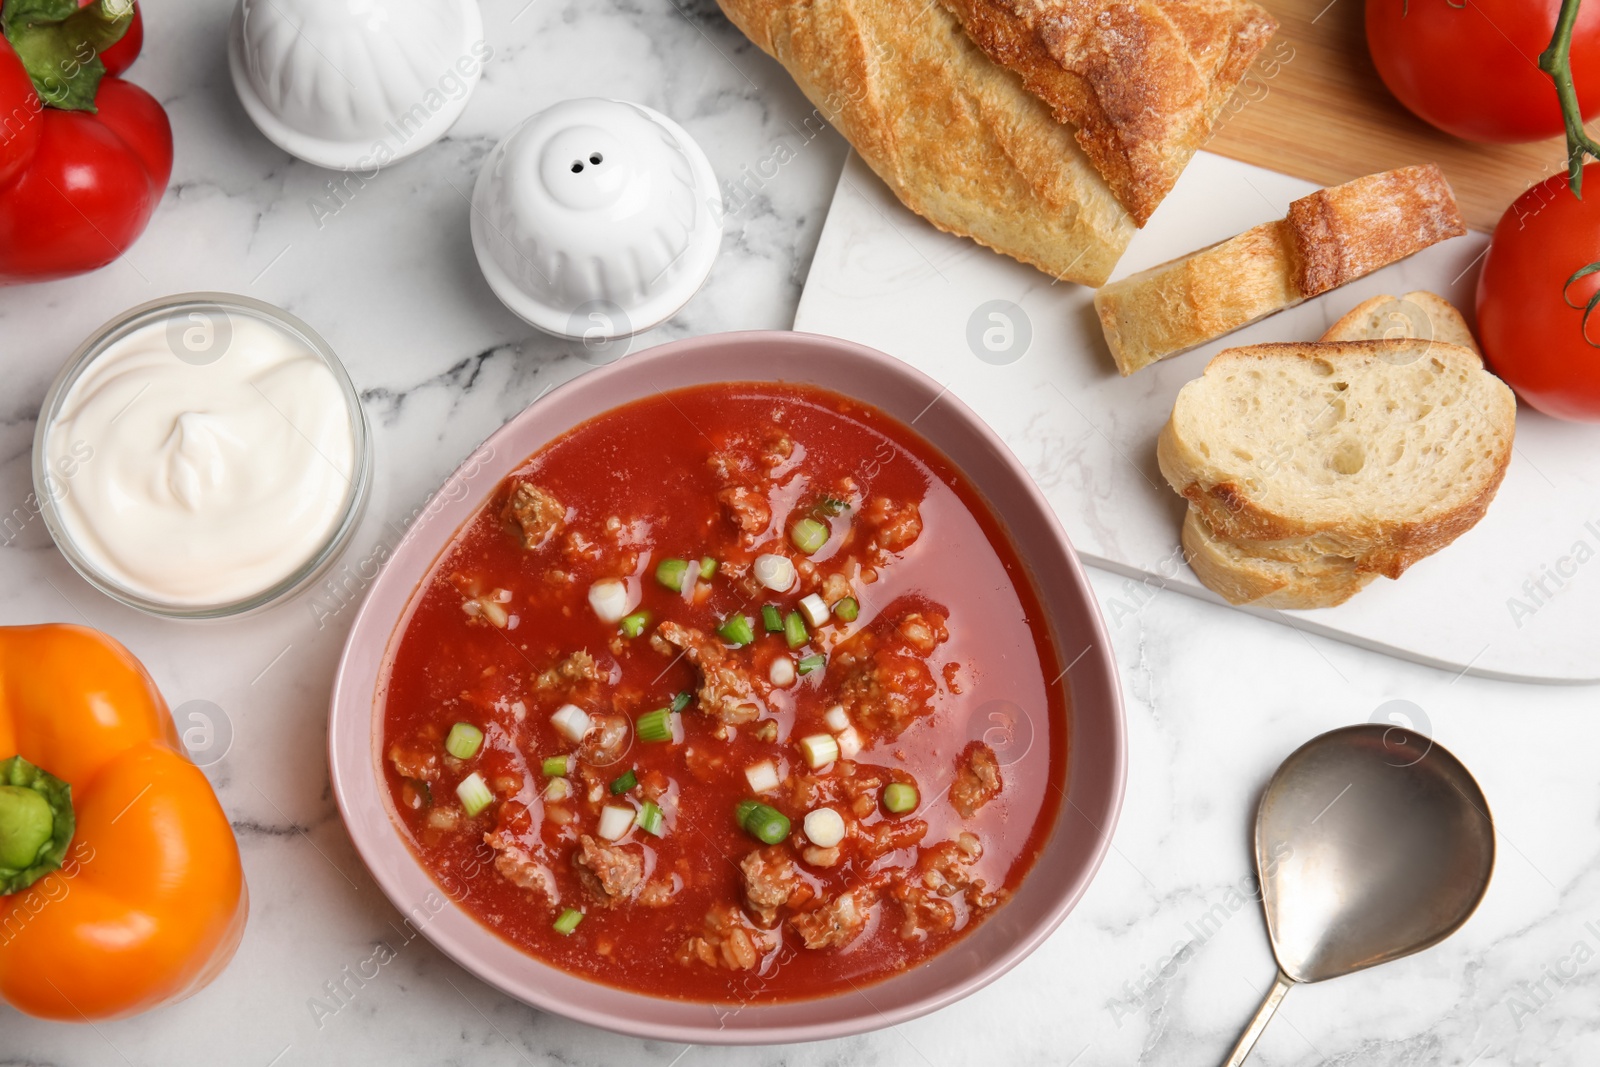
[1220,970,1295,1067]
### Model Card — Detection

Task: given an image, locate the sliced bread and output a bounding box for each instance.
[1181,508,1376,609]
[1158,339,1515,579]
[1320,290,1481,358]
[1094,166,1467,375]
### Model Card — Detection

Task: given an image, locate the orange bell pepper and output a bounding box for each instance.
[0,624,247,1020]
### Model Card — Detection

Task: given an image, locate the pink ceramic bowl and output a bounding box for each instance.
[328,330,1125,1044]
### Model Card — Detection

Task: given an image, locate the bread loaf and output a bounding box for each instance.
[1095,166,1468,375]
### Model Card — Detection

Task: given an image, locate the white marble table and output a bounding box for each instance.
[2,2,1597,1064]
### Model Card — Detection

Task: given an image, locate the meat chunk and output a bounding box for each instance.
[888,832,997,940]
[789,884,876,950]
[639,879,677,907]
[831,614,948,739]
[919,832,995,907]
[387,737,441,782]
[859,816,928,861]
[572,834,643,904]
[897,612,948,654]
[707,432,793,482]
[676,903,778,971]
[740,847,801,926]
[503,481,565,550]
[863,497,922,554]
[889,879,957,940]
[484,830,555,898]
[949,742,1003,817]
[717,485,770,538]
[651,622,760,724]
[534,650,600,693]
[788,760,885,818]
[577,712,629,766]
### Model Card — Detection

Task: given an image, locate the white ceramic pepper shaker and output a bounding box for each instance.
[228,0,486,170]
[469,98,723,341]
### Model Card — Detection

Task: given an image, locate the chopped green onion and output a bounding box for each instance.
[799,593,830,627]
[542,755,572,777]
[597,804,634,841]
[783,611,809,649]
[753,553,796,591]
[637,708,674,743]
[744,760,781,794]
[609,769,638,795]
[620,610,650,638]
[699,556,718,579]
[803,806,847,848]
[444,722,484,760]
[718,613,756,646]
[456,772,494,817]
[883,783,919,814]
[553,908,584,935]
[655,557,690,590]
[790,517,829,555]
[636,800,666,837]
[670,690,692,714]
[799,733,840,769]
[797,654,826,675]
[761,604,784,632]
[833,597,860,622]
[550,704,592,743]
[813,496,850,516]
[737,799,791,845]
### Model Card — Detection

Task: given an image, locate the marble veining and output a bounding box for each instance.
[2,1,1598,1065]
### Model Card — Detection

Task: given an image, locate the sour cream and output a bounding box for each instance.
[42,304,361,609]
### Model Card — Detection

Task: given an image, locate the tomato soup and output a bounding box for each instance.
[380,382,1067,1002]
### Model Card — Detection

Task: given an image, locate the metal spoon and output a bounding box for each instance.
[1222,723,1495,1066]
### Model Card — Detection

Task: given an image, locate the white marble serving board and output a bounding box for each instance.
[795,151,1600,683]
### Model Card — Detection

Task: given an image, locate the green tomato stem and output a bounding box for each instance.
[1539,0,1600,197]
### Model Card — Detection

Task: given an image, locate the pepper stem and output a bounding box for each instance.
[1540,0,1600,197]
[0,755,75,895]
[0,786,54,868]
[1,0,132,112]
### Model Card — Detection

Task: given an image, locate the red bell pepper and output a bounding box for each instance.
[0,0,171,285]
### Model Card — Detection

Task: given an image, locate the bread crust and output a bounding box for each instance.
[1321,290,1481,359]
[1158,340,1515,579]
[1286,165,1465,297]
[1094,166,1468,374]
[1181,507,1375,608]
[1096,219,1298,375]
[716,0,1136,285]
[936,0,1277,225]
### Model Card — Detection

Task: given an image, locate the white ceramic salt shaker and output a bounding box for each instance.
[228,0,486,170]
[469,98,723,341]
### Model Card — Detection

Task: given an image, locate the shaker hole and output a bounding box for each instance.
[590,153,603,165]
[571,161,584,173]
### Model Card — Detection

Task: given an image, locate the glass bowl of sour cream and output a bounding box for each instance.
[35,293,373,619]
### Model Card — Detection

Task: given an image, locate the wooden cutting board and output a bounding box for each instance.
[1207,0,1565,231]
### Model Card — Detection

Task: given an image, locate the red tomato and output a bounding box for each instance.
[0,36,41,188]
[1477,165,1600,421]
[1366,0,1600,143]
[98,3,143,77]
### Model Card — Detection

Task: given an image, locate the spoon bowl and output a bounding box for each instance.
[1223,723,1494,1065]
